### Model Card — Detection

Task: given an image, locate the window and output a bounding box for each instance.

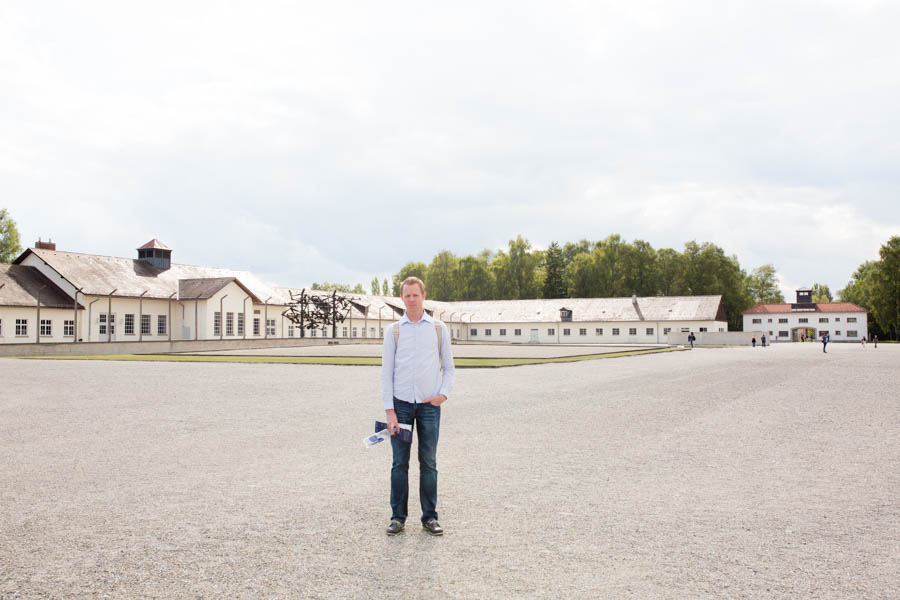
[847,317,857,323]
[16,319,28,336]
[563,328,571,336]
[548,328,555,336]
[370,327,376,337]
[778,318,788,323]
[142,314,151,335]
[681,328,690,333]
[612,328,620,336]
[646,328,654,335]
[64,320,74,337]
[471,329,477,336]
[799,318,808,323]
[834,331,841,336]
[157,315,166,335]
[847,330,858,337]
[351,327,357,337]
[214,312,222,336]
[560,309,572,322]
[254,318,261,336]
[40,319,52,336]
[499,329,506,336]
[310,328,317,337]
[752,318,762,324]
[342,326,347,337]
[663,327,671,334]
[628,328,637,335]
[779,331,789,337]
[379,328,384,337]
[288,325,294,337]
[579,328,587,336]
[267,319,276,336]
[767,318,772,323]
[254,309,261,315]
[699,327,707,332]
[719,328,725,332]
[124,314,135,335]
[514,329,521,336]
[595,328,603,335]
[362,327,367,338]
[226,312,234,335]
[819,317,829,323]
[237,313,244,335]
[99,314,115,335]
[484,329,491,336]
[835,317,841,322]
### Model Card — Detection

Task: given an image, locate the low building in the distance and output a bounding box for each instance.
[3,238,726,346]
[742,288,868,342]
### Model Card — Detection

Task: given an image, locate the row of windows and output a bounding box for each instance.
[469,327,658,337]
[0,318,75,337]
[753,316,858,324]
[764,330,860,338]
[121,314,168,335]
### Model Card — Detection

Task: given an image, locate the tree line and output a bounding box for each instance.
[837,236,900,340]
[387,235,791,331]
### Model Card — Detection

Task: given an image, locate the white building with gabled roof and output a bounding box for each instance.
[742,288,868,342]
[4,238,727,347]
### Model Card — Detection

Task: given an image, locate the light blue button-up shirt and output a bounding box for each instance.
[381,312,455,411]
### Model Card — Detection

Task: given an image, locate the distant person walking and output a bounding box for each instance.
[688,332,695,348]
[761,334,767,347]
[822,333,829,353]
[861,335,866,348]
[751,336,756,348]
[874,335,878,348]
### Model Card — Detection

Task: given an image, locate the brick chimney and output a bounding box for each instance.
[35,238,57,251]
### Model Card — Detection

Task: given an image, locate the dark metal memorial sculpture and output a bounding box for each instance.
[282,289,354,338]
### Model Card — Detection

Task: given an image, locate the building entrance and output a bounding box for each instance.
[792,327,816,342]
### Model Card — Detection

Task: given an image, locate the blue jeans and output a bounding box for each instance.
[390,399,440,523]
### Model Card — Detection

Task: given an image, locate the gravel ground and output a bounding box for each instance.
[1,343,898,599]
[185,342,656,359]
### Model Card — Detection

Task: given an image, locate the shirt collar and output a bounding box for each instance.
[400,311,433,325]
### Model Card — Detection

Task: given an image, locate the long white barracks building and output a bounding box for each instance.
[1,239,728,346]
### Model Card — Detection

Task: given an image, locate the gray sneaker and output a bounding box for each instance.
[422,520,443,536]
[386,520,405,536]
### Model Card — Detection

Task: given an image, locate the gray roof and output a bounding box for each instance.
[0,264,82,309]
[423,295,725,323]
[179,278,262,302]
[17,248,282,303]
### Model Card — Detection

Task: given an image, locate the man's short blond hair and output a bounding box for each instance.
[400,276,425,295]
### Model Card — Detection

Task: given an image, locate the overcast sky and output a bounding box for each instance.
[3,1,898,299]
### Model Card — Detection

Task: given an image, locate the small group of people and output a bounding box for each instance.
[751,334,767,348]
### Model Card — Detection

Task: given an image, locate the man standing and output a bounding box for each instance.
[822,333,829,353]
[381,276,455,536]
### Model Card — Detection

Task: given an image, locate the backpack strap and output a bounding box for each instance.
[393,320,443,362]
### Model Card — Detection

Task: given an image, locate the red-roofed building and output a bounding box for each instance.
[742,289,867,342]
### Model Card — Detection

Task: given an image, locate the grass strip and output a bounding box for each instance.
[17,347,681,367]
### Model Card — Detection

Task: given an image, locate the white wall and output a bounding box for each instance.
[0,306,79,344]
[446,319,726,344]
[743,312,867,341]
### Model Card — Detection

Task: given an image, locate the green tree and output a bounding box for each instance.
[747,264,785,304]
[370,277,380,295]
[0,208,22,263]
[542,241,567,299]
[426,250,459,301]
[656,248,685,296]
[838,262,875,305]
[392,262,428,295]
[621,239,658,296]
[311,282,358,293]
[507,236,541,299]
[566,252,596,298]
[594,234,627,296]
[383,277,390,296]
[457,254,495,300]
[810,283,833,303]
[869,236,900,338]
[562,239,592,263]
[680,241,752,330]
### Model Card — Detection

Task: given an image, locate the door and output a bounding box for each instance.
[530,329,539,343]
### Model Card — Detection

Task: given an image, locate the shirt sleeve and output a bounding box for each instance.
[438,321,455,399]
[381,324,396,410]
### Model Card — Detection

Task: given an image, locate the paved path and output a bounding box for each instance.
[1,343,898,598]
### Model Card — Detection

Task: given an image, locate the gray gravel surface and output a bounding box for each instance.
[1,343,898,599]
